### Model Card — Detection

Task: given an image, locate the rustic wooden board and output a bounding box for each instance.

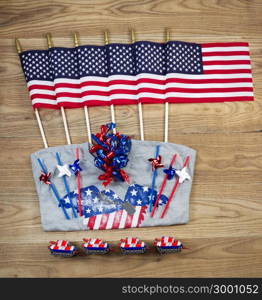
[0,0,261,278]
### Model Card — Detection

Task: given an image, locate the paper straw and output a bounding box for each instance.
[37,158,70,220]
[56,152,78,218]
[151,153,177,217]
[76,147,83,216]
[148,145,161,212]
[160,156,190,218]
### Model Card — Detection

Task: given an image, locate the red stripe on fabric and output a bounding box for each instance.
[204,69,252,74]
[137,206,147,227]
[28,85,55,91]
[166,78,253,84]
[58,99,137,108]
[165,96,254,103]
[32,103,59,109]
[87,216,96,230]
[124,214,133,228]
[99,214,109,230]
[203,60,251,66]
[112,210,123,229]
[30,94,56,100]
[81,81,108,88]
[166,87,253,93]
[202,51,250,57]
[201,42,249,48]
[56,91,107,98]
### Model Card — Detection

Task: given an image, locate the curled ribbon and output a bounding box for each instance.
[90,123,131,186]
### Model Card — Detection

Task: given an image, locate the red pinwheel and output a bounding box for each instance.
[39,171,51,185]
[148,155,164,171]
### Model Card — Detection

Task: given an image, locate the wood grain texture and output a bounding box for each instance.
[0,0,261,278]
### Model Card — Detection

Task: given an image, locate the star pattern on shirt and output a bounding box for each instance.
[20,41,203,82]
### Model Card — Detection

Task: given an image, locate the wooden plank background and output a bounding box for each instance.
[0,0,262,278]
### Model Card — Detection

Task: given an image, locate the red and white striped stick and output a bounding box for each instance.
[160,155,190,218]
[151,153,177,217]
[76,147,83,216]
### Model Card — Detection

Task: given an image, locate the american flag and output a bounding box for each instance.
[60,184,168,230]
[19,41,254,109]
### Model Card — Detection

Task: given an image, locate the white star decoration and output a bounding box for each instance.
[130,189,138,196]
[143,186,149,192]
[176,167,191,183]
[57,164,71,177]
[85,189,92,196]
[93,197,99,203]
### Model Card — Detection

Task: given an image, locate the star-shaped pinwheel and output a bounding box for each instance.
[39,172,51,185]
[148,155,164,171]
[57,164,71,177]
[176,167,191,183]
[69,159,82,175]
[163,166,177,180]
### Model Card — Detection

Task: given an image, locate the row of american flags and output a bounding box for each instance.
[19,41,254,109]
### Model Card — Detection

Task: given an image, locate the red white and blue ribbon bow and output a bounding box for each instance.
[90,123,131,187]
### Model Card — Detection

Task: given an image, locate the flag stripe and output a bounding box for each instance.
[93,214,103,230]
[87,216,96,230]
[105,211,116,230]
[131,206,142,228]
[99,214,109,230]
[124,213,133,228]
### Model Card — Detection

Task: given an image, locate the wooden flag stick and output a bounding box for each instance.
[46,33,71,145]
[73,32,92,144]
[130,29,144,141]
[164,28,170,143]
[104,30,117,134]
[15,38,48,148]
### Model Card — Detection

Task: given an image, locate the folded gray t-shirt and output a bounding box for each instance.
[31,140,196,231]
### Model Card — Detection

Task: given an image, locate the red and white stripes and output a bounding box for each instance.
[83,205,147,230]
